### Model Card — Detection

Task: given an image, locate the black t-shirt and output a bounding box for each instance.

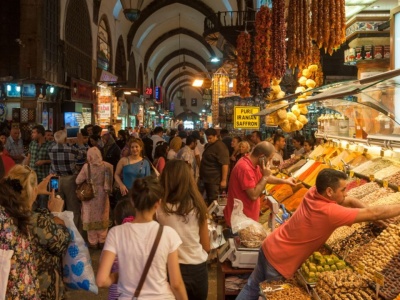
[200,140,229,183]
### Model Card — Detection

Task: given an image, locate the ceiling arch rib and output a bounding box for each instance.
[160,62,204,88]
[154,49,206,82]
[143,28,215,71]
[164,70,196,89]
[127,0,215,55]
[166,74,196,99]
[170,83,202,101]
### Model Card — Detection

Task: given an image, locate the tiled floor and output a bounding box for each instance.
[65,247,218,300]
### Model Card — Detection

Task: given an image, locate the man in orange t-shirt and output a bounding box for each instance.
[237,168,400,300]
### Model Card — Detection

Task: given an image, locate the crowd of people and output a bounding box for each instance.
[0,125,336,299]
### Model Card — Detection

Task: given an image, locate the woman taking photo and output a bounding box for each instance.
[157,160,210,300]
[0,165,70,300]
[76,147,113,249]
[97,176,188,300]
[114,138,151,199]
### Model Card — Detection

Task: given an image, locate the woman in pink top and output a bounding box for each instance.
[153,141,168,174]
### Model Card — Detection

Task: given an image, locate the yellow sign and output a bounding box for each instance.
[234,106,260,129]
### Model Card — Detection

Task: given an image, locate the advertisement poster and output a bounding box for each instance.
[98,103,111,119]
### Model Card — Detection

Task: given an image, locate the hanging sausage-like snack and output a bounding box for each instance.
[236,32,251,97]
[310,0,318,40]
[328,0,336,55]
[271,0,286,80]
[317,1,324,48]
[323,0,330,52]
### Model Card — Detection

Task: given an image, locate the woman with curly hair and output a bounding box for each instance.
[0,165,70,300]
[157,160,210,300]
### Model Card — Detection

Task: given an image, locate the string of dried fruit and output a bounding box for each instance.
[327,0,336,55]
[236,31,251,97]
[271,0,286,80]
[311,0,346,54]
[298,44,323,87]
[310,0,318,41]
[254,5,272,88]
[287,0,311,70]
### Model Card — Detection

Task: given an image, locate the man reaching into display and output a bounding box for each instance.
[237,168,400,300]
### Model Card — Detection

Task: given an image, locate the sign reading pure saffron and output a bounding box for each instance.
[234,106,260,129]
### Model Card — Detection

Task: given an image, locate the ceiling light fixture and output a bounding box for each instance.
[211,57,220,63]
[120,0,144,22]
[192,79,204,87]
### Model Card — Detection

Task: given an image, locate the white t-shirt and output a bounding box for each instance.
[157,204,208,265]
[104,221,182,300]
[151,135,165,159]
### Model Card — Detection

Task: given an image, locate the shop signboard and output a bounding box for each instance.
[233,106,260,129]
[98,103,111,118]
[154,86,162,103]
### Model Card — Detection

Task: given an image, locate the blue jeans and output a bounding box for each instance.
[236,248,284,300]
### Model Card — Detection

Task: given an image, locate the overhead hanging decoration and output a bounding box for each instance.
[120,0,144,22]
[270,0,286,80]
[212,68,229,125]
[310,0,346,55]
[286,0,312,70]
[236,32,251,97]
[254,5,272,89]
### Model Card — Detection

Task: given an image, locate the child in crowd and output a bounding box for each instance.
[303,139,315,158]
[108,199,136,300]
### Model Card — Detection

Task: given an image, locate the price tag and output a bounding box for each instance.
[383,180,389,188]
[356,263,365,275]
[370,174,375,182]
[374,271,385,286]
[356,177,361,185]
[380,150,385,157]
[350,171,355,178]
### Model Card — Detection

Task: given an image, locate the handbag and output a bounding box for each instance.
[76,163,95,201]
[129,225,164,300]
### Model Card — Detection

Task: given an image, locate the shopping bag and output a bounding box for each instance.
[53,211,98,294]
[0,249,14,299]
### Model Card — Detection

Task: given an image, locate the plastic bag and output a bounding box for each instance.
[53,211,98,294]
[231,198,268,248]
[0,249,14,299]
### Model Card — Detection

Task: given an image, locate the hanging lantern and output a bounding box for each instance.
[212,68,229,126]
[176,89,183,99]
[120,0,144,22]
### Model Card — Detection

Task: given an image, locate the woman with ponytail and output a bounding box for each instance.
[97,176,188,300]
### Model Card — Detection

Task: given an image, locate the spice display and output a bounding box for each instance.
[260,279,311,300]
[326,223,364,247]
[303,164,329,187]
[314,268,376,300]
[347,182,380,199]
[348,155,370,169]
[270,0,286,80]
[383,171,400,186]
[254,5,272,88]
[298,162,322,182]
[283,187,308,211]
[287,0,311,70]
[345,178,368,192]
[268,184,294,202]
[330,223,383,263]
[374,165,400,181]
[352,158,393,176]
[236,32,251,97]
[310,0,346,55]
[359,224,400,288]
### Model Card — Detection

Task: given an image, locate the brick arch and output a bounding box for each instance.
[127,0,215,55]
[154,48,206,83]
[144,28,215,71]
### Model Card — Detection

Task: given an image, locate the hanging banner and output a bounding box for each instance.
[98,103,111,118]
[234,106,260,129]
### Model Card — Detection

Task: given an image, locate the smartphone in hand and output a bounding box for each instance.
[48,177,60,193]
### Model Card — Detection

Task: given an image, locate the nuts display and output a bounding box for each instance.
[331,223,383,263]
[352,159,394,177]
[360,187,394,205]
[359,224,400,285]
[383,171,400,186]
[326,223,364,247]
[260,279,310,300]
[238,224,268,248]
[347,182,380,199]
[314,269,376,300]
[374,165,400,181]
[370,192,400,207]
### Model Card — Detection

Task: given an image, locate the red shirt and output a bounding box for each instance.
[263,186,359,279]
[224,156,262,227]
[1,154,15,177]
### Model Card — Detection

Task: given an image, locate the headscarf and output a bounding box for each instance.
[87,147,103,166]
[169,136,182,152]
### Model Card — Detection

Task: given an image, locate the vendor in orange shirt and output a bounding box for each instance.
[237,168,400,300]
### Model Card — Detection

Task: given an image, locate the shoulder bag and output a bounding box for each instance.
[127,224,163,300]
[76,163,95,201]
